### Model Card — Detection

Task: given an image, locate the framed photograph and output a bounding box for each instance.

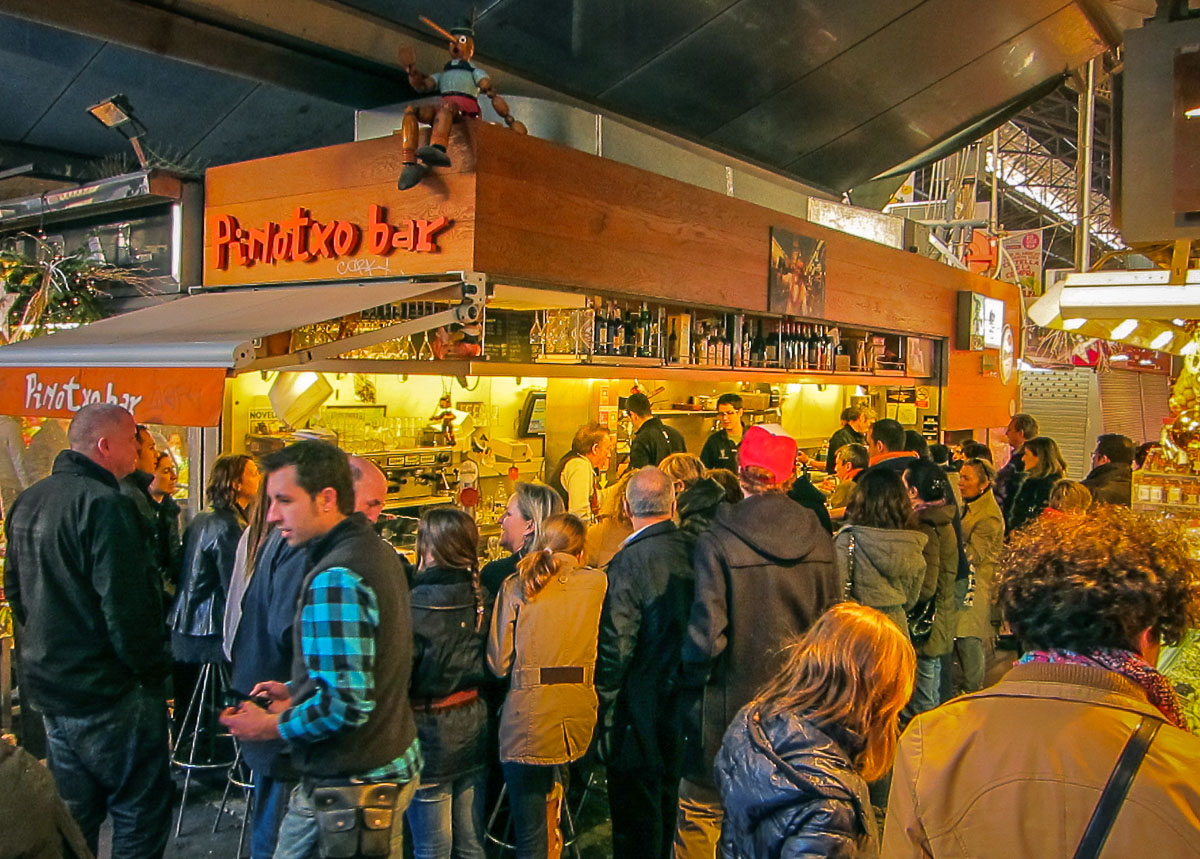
[768,227,826,317]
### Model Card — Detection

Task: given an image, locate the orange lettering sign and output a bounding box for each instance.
[211,206,452,270]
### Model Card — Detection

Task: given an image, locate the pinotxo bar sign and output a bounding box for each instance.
[211,206,452,270]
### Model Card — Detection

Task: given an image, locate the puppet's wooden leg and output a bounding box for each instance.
[397,106,427,190]
[417,103,459,167]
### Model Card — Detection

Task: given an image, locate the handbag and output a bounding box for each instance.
[843,533,857,601]
[906,597,936,646]
[311,781,401,858]
[1072,717,1161,859]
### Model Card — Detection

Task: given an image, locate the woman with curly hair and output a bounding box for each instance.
[884,506,1200,856]
[716,603,915,857]
[1005,435,1067,531]
[488,513,607,858]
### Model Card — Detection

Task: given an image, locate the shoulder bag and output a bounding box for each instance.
[843,533,856,601]
[1072,716,1161,859]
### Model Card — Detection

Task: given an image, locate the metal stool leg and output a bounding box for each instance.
[171,662,236,838]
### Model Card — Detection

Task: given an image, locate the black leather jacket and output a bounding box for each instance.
[169,505,246,638]
[715,704,878,859]
[410,565,492,782]
[5,450,168,716]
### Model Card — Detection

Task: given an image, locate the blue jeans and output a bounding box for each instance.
[502,762,564,859]
[42,683,171,859]
[274,777,418,859]
[405,769,487,859]
[905,655,943,720]
[251,771,295,859]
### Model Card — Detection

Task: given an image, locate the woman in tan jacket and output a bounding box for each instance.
[487,513,607,858]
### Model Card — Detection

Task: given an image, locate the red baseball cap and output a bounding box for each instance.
[738,424,797,484]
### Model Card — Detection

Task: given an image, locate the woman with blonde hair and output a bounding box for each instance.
[1045,478,1093,516]
[488,513,607,858]
[715,603,916,858]
[662,452,728,539]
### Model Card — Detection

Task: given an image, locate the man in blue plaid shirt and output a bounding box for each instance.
[221,441,420,858]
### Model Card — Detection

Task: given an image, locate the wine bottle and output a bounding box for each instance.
[765,322,779,368]
[593,298,608,356]
[668,319,679,364]
[638,302,651,358]
[807,324,821,370]
[623,308,636,357]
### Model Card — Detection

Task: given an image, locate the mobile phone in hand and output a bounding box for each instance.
[224,689,271,710]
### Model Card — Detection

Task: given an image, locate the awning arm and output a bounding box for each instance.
[244,276,486,371]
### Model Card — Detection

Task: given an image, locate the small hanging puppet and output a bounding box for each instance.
[397,13,527,190]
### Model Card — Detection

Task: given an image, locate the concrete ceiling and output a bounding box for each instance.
[0,0,1140,199]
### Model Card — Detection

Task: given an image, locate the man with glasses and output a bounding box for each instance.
[1083,433,1134,507]
[700,393,746,472]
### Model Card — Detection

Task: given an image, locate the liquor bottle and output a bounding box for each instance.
[807,324,821,370]
[707,322,720,365]
[750,320,764,368]
[765,322,779,367]
[668,319,679,364]
[855,337,867,371]
[623,308,637,357]
[610,304,624,356]
[721,324,732,366]
[638,303,652,358]
[695,322,708,365]
[593,298,609,356]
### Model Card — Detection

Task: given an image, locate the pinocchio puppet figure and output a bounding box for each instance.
[397,14,527,190]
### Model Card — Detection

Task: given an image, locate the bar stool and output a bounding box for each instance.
[170,661,237,837]
[483,768,602,857]
[212,740,253,858]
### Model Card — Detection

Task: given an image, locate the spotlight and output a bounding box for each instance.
[86,94,149,169]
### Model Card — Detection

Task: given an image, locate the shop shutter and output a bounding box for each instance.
[1140,372,1172,445]
[1098,368,1172,446]
[1021,368,1096,479]
[1099,369,1146,442]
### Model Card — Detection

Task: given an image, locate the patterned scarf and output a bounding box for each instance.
[1018,648,1189,730]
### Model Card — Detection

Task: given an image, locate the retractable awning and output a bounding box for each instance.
[0,278,458,425]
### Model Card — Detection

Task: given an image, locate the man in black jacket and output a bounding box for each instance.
[994,412,1038,522]
[597,467,696,859]
[5,403,171,859]
[627,392,686,468]
[1082,433,1134,507]
[823,406,870,473]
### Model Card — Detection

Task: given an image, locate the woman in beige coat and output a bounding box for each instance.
[954,458,1005,693]
[487,512,607,858]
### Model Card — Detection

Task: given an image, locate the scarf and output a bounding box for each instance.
[1018,648,1188,730]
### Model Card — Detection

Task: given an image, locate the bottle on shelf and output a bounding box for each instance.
[765,321,779,368]
[668,318,679,364]
[807,324,821,370]
[637,302,651,358]
[706,322,720,365]
[623,308,636,358]
[593,298,609,356]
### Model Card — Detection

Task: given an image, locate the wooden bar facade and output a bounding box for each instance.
[204,120,1021,430]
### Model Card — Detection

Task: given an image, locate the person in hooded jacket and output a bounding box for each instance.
[661,452,727,539]
[834,468,927,634]
[676,424,840,858]
[902,459,960,717]
[716,603,915,859]
[407,508,493,859]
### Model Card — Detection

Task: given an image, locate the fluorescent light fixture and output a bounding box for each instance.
[1150,330,1174,350]
[1062,317,1088,330]
[1111,354,1130,362]
[1111,319,1139,339]
[1058,270,1200,318]
[1174,318,1187,326]
[1186,106,1200,119]
[1139,359,1156,365]
[1183,340,1200,356]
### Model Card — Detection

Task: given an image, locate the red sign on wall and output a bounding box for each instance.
[211,206,452,270]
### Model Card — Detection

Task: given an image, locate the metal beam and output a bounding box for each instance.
[0,0,416,107]
[0,139,96,181]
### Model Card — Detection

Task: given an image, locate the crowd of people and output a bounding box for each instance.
[4,400,1200,859]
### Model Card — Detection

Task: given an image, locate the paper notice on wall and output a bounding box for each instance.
[886,403,899,420]
[896,403,918,425]
[1000,230,1043,293]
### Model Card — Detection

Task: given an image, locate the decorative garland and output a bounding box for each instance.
[0,231,153,343]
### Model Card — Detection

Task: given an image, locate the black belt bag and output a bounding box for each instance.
[311,781,401,858]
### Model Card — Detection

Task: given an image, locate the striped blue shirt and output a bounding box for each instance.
[278,566,421,782]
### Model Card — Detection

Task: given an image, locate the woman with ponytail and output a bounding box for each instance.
[407,508,493,859]
[487,513,608,858]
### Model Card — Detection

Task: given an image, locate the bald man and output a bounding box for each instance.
[596,467,696,859]
[5,403,171,858]
[348,455,388,523]
[228,451,392,858]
